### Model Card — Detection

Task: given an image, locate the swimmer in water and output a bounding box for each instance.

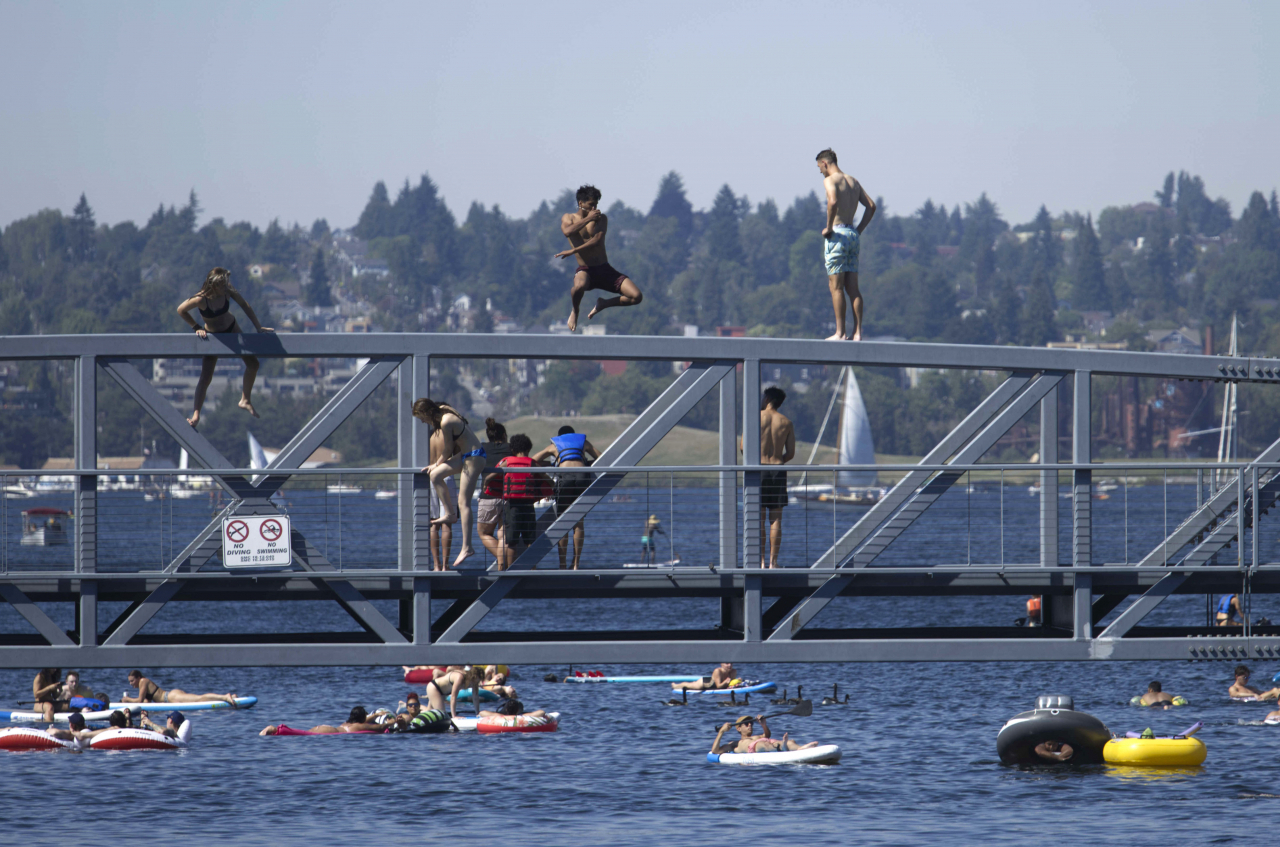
[480,666,517,700]
[673,662,738,692]
[1138,681,1178,707]
[710,714,820,755]
[122,670,239,707]
[1229,665,1280,701]
[259,706,385,735]
[1033,740,1074,762]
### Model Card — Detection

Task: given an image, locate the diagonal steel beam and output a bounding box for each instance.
[435,361,735,643]
[770,373,1058,640]
[810,372,1037,569]
[99,359,255,497]
[101,580,183,646]
[1178,475,1280,568]
[1096,573,1190,639]
[1136,434,1280,568]
[313,578,408,643]
[0,584,75,646]
[252,356,402,487]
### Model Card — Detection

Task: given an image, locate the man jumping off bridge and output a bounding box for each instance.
[556,185,644,332]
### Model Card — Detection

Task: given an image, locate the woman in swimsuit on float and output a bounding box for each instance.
[176,267,274,427]
[414,398,487,568]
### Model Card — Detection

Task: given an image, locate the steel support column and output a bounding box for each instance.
[744,575,763,641]
[742,358,761,568]
[1040,382,1059,567]
[1073,371,1092,568]
[719,370,737,570]
[1074,573,1092,639]
[412,355,431,570]
[412,577,431,645]
[75,355,96,576]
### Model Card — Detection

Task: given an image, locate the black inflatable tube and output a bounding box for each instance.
[996,708,1112,765]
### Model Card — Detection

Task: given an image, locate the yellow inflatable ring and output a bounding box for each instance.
[1103,737,1206,767]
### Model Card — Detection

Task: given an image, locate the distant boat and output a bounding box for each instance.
[790,368,884,504]
[374,490,397,500]
[3,484,36,500]
[21,508,72,546]
[326,484,363,495]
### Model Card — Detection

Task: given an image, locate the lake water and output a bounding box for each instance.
[1,484,1277,845]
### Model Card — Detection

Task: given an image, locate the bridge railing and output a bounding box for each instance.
[1,461,1274,576]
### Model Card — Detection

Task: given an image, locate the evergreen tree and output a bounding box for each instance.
[178,190,201,232]
[960,194,1006,298]
[310,218,330,241]
[353,181,394,239]
[305,247,333,307]
[1024,205,1060,278]
[0,227,7,273]
[1270,190,1279,221]
[1071,214,1108,311]
[705,185,742,263]
[648,172,694,234]
[1237,191,1279,253]
[1020,273,1058,346]
[991,275,1020,344]
[1141,212,1175,303]
[69,193,95,262]
[260,219,294,265]
[1156,172,1175,207]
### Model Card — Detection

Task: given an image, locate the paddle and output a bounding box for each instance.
[711,699,812,729]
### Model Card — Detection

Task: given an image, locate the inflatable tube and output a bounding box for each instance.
[88,722,192,751]
[0,727,81,751]
[1,705,138,723]
[404,666,509,684]
[709,744,842,766]
[1129,696,1189,707]
[996,696,1111,765]
[476,712,560,734]
[269,724,378,736]
[1103,737,1206,767]
[106,696,255,712]
[676,681,778,697]
[565,675,701,683]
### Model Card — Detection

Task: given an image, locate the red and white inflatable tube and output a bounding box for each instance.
[404,666,447,684]
[0,726,81,751]
[476,711,560,734]
[88,723,192,751]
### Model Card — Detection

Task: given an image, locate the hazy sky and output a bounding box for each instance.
[2,1,1276,232]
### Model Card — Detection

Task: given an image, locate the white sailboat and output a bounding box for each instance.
[789,367,884,504]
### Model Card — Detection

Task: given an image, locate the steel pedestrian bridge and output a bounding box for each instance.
[0,331,1277,667]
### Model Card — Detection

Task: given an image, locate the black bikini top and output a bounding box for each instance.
[199,295,232,318]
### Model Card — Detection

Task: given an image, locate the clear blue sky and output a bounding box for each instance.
[2,0,1276,231]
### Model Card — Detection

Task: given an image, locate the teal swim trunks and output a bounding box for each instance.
[823,226,860,275]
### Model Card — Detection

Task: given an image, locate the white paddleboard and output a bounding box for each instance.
[709,743,842,766]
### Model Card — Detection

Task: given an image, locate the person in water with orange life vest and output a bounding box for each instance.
[533,426,600,569]
[1026,596,1042,627]
[711,714,821,755]
[175,267,274,427]
[497,435,553,569]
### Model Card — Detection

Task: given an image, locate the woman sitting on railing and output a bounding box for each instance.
[176,267,274,428]
[414,397,486,568]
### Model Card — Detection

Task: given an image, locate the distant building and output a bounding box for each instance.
[1146,327,1202,356]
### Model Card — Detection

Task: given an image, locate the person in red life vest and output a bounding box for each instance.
[497,434,553,570]
[1026,596,1042,627]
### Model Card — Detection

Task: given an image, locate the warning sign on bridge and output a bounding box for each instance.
[222,515,291,568]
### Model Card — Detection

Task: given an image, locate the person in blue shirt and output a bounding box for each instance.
[534,426,600,569]
[1216,594,1242,626]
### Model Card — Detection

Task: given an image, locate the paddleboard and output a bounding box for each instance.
[107,696,256,712]
[674,681,778,696]
[1,705,141,723]
[709,743,842,766]
[564,675,702,683]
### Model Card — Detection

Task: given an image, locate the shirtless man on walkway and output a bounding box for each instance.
[556,185,643,332]
[123,670,238,707]
[816,149,876,341]
[758,387,794,567]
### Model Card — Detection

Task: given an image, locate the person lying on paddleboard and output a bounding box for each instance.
[674,662,739,692]
[711,714,820,755]
[259,706,386,736]
[123,670,239,707]
[1230,665,1280,701]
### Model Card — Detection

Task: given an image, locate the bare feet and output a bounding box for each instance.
[224,694,238,708]
[567,312,579,332]
[587,298,605,321]
[187,409,201,428]
[238,398,260,418]
[850,330,862,341]
[452,547,475,568]
[825,333,844,341]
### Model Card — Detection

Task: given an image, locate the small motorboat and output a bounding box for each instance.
[21,508,72,546]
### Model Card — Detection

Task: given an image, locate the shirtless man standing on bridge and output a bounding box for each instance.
[742,387,795,567]
[556,185,644,332]
[816,149,876,341]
